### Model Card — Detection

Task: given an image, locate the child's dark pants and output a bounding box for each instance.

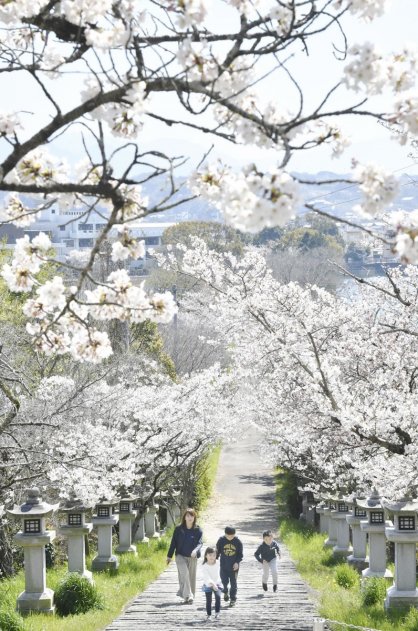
[221,568,238,600]
[205,589,221,615]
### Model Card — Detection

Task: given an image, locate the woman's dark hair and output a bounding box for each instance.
[181,507,197,528]
[203,546,216,564]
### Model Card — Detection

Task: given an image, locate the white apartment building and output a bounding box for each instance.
[1,206,176,275]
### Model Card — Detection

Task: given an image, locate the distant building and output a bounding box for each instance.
[0,206,176,275]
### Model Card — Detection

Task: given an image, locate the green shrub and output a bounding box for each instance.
[334,564,358,589]
[156,537,169,551]
[54,573,104,616]
[0,610,26,631]
[405,607,418,631]
[361,577,387,606]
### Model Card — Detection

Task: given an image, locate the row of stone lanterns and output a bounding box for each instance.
[4,487,182,615]
[313,490,418,610]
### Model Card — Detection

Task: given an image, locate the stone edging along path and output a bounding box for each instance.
[106,428,316,630]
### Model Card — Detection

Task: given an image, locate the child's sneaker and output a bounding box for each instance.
[262,583,268,592]
[205,614,211,622]
[273,584,278,593]
[214,613,220,621]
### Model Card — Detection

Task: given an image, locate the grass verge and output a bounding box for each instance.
[0,533,171,631]
[193,444,222,512]
[276,471,418,631]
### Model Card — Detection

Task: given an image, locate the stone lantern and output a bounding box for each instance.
[91,497,119,571]
[116,488,138,555]
[382,498,418,609]
[6,488,59,614]
[323,500,338,548]
[344,493,368,571]
[315,498,330,535]
[299,490,315,525]
[145,498,160,539]
[134,504,149,544]
[154,491,168,529]
[59,497,93,582]
[358,490,393,580]
[331,498,352,558]
[131,489,150,544]
[166,491,181,527]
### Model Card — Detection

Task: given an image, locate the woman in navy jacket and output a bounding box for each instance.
[167,508,203,603]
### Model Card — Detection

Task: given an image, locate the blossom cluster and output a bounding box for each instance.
[90,81,149,138]
[111,226,145,262]
[0,194,40,227]
[0,111,22,138]
[334,0,389,21]
[344,43,418,95]
[14,150,69,186]
[190,163,301,232]
[388,210,418,264]
[176,39,219,82]
[352,162,399,216]
[1,232,176,362]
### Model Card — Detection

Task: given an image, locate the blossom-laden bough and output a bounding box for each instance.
[0,0,417,361]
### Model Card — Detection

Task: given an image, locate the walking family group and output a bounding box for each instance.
[166,508,281,622]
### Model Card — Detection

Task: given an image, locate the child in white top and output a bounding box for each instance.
[202,546,222,621]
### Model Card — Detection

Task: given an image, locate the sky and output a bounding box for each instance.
[1,0,418,178]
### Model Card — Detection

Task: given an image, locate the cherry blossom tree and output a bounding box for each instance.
[0,0,417,364]
[0,349,236,506]
[159,238,418,499]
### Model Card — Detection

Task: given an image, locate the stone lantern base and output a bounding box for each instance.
[361,566,393,580]
[116,543,137,554]
[91,554,119,572]
[347,554,368,572]
[333,543,352,558]
[16,588,55,615]
[385,586,418,609]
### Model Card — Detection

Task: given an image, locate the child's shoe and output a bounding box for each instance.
[273,584,278,593]
[205,614,211,622]
[214,613,220,621]
[262,583,268,592]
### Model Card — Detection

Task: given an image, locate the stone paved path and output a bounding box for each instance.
[106,428,316,630]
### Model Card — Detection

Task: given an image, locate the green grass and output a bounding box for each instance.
[0,534,171,631]
[193,444,222,512]
[276,471,416,631]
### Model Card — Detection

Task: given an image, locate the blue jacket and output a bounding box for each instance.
[167,525,203,559]
[254,540,280,563]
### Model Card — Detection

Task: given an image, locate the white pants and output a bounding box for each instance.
[262,558,278,585]
[175,554,197,599]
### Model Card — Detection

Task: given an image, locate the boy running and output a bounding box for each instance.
[254,530,281,592]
